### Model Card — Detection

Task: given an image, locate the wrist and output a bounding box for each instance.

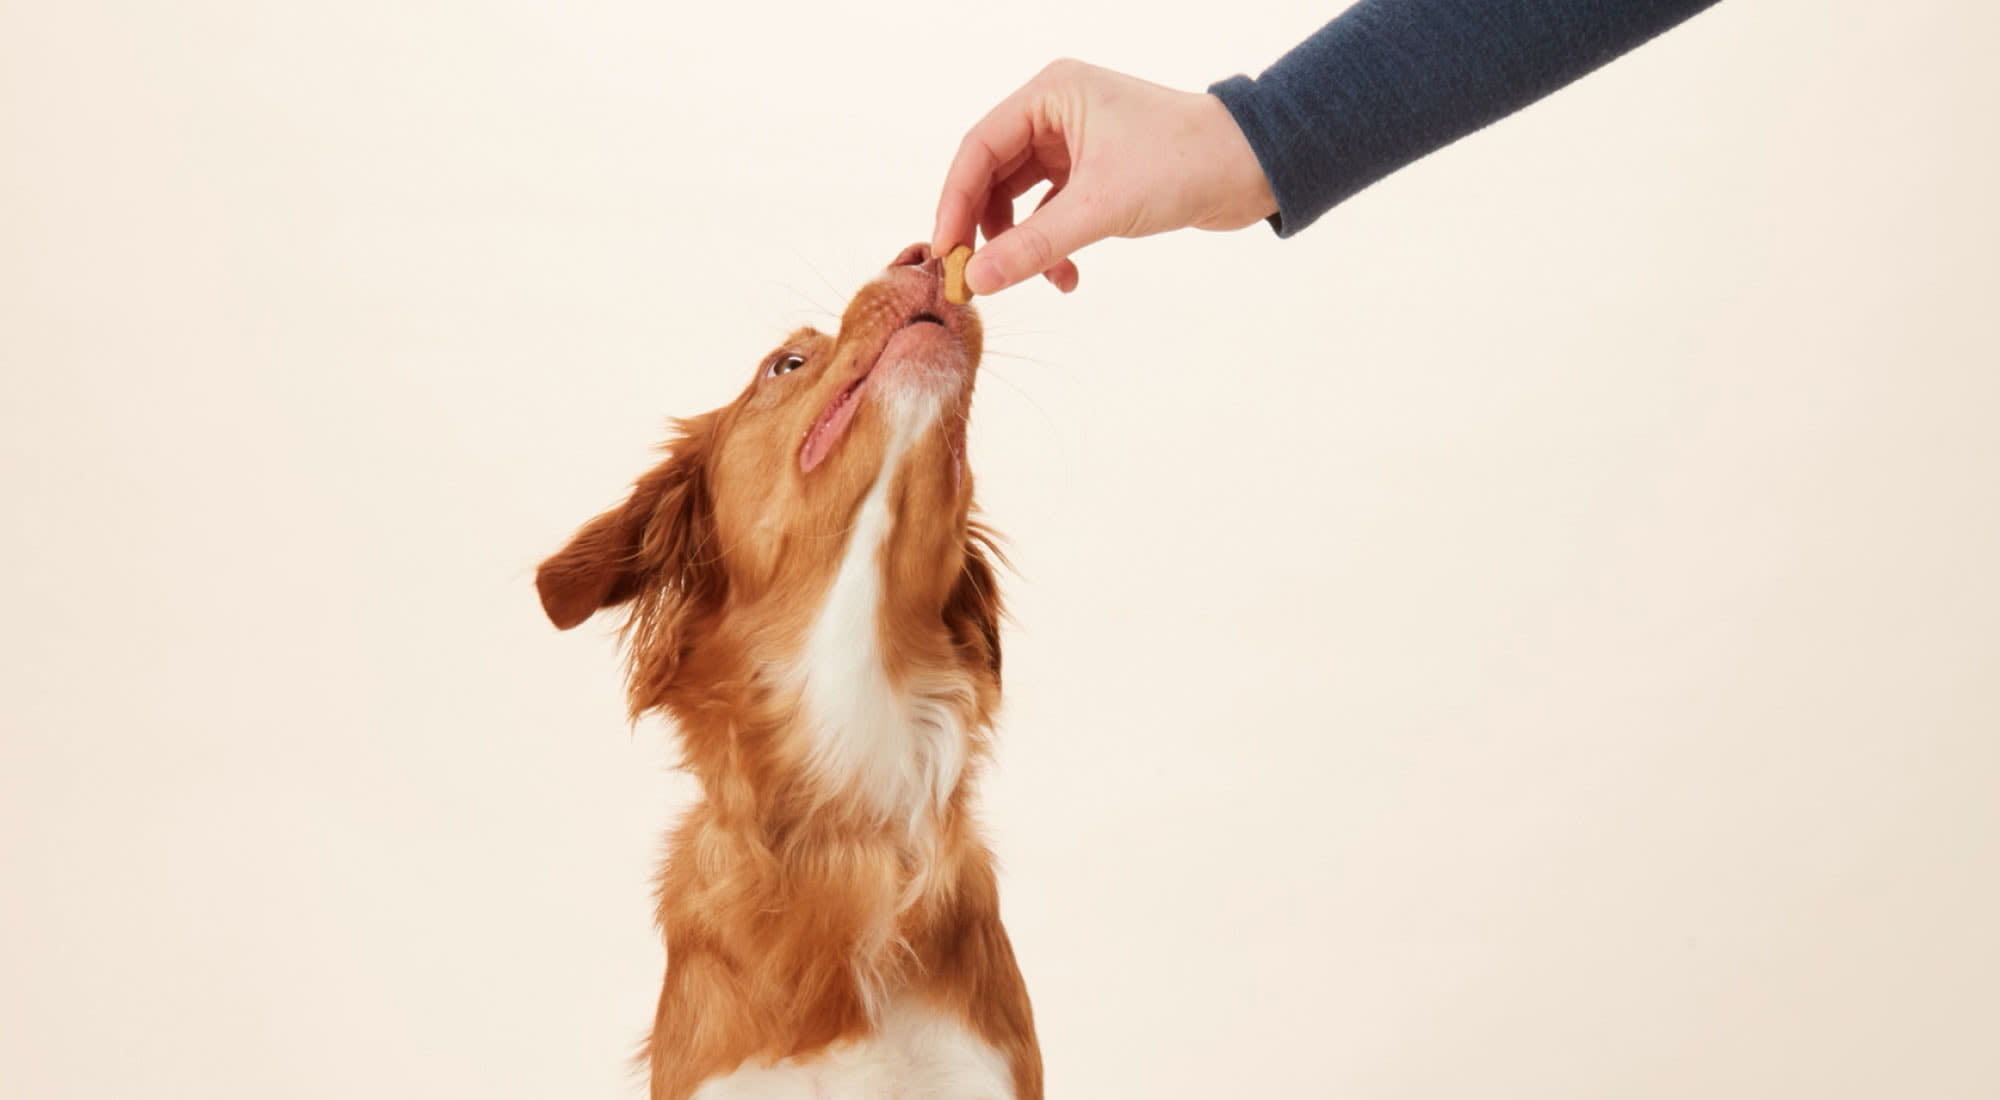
[1195,92,1278,230]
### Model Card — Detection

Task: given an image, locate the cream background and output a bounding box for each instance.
[4,1,1997,1097]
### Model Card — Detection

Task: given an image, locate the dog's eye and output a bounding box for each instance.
[765,354,806,379]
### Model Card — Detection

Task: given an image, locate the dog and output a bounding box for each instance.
[536,243,1041,1100]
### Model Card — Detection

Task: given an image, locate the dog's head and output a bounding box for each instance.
[537,244,1001,722]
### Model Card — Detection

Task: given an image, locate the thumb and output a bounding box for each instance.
[967,189,1109,296]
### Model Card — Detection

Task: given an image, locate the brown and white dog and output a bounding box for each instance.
[536,243,1041,1100]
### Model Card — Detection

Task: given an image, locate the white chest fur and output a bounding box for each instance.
[688,995,1016,1100]
[792,392,967,829]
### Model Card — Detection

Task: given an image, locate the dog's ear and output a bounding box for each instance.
[944,523,1005,682]
[536,415,721,631]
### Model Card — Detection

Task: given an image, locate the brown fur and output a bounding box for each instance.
[537,245,1040,1100]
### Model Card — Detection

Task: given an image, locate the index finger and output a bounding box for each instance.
[931,76,1051,256]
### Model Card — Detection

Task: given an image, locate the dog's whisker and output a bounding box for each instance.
[767,280,839,319]
[976,365,1061,436]
[790,252,849,311]
[979,351,1062,369]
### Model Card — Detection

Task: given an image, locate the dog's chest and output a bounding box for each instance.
[689,996,1015,1100]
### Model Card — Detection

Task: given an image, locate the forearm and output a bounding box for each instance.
[1210,0,1725,236]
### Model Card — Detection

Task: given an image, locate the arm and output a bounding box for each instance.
[933,0,1725,294]
[1211,0,1725,236]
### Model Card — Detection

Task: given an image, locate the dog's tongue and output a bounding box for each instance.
[799,377,867,473]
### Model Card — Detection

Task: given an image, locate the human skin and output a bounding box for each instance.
[931,59,1278,297]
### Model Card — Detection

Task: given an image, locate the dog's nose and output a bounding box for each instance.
[889,242,941,275]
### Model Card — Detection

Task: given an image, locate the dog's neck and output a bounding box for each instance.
[786,435,979,834]
[663,447,992,847]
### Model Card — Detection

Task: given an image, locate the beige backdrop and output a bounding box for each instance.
[4,1,1997,1097]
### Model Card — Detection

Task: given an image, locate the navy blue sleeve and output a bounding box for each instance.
[1209,0,1724,236]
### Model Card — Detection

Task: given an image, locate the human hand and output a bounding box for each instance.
[931,59,1277,297]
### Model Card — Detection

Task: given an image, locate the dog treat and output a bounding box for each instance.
[943,245,974,305]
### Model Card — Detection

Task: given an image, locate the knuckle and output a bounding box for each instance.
[1039,57,1082,82]
[952,130,988,164]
